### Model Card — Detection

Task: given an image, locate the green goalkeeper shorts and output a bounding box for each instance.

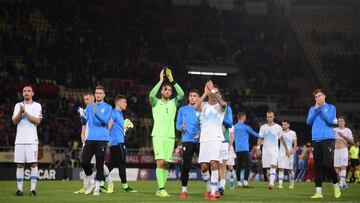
[152,137,175,162]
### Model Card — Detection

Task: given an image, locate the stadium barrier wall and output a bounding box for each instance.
[0,167,278,181]
[0,168,65,180]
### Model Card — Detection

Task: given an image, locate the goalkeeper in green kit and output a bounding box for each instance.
[149,68,184,197]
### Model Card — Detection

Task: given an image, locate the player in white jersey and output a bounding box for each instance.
[257,111,289,190]
[277,120,297,189]
[194,81,226,200]
[12,85,42,196]
[333,116,354,189]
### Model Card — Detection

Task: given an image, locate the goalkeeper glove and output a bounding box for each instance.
[77,107,86,119]
[124,119,134,134]
[165,67,174,83]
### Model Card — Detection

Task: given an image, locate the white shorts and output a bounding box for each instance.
[220,142,229,161]
[14,144,38,163]
[91,155,96,164]
[262,150,278,168]
[227,146,236,166]
[278,153,294,170]
[198,141,222,163]
[334,148,348,167]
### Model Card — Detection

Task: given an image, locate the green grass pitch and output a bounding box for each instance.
[0,181,359,203]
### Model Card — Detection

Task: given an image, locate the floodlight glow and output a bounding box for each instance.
[187,71,227,76]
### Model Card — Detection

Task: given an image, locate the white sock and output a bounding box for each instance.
[229,170,235,181]
[289,171,295,183]
[182,186,187,193]
[269,168,276,185]
[30,166,38,191]
[210,170,219,196]
[243,180,248,185]
[316,187,322,194]
[95,180,101,192]
[278,170,284,185]
[340,169,346,185]
[103,165,113,185]
[201,170,211,192]
[219,179,226,189]
[84,174,92,189]
[16,168,24,191]
[82,170,86,188]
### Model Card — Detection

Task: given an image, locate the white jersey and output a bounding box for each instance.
[334,127,353,144]
[200,102,225,142]
[280,130,297,154]
[259,123,282,152]
[12,101,42,144]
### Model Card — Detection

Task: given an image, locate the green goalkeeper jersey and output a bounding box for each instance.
[222,125,230,142]
[149,81,184,138]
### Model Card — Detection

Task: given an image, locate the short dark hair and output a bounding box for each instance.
[189,89,200,96]
[237,112,246,119]
[95,85,105,93]
[23,85,34,91]
[282,120,290,124]
[213,84,221,94]
[338,115,346,121]
[267,111,275,115]
[115,95,127,102]
[312,88,325,96]
[84,92,94,96]
[161,82,172,90]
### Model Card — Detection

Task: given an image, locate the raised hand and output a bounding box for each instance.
[20,105,25,114]
[207,80,214,91]
[78,107,86,118]
[160,69,165,82]
[204,81,211,95]
[165,67,174,83]
[93,105,97,115]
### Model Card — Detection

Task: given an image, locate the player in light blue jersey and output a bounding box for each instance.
[80,86,112,196]
[234,112,259,188]
[306,89,340,199]
[106,95,137,193]
[176,89,201,199]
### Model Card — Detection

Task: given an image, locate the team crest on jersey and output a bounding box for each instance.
[101,108,105,113]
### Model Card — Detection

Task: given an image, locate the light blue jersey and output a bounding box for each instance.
[176,105,200,143]
[109,108,125,146]
[306,103,336,141]
[81,101,112,141]
[234,122,259,152]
